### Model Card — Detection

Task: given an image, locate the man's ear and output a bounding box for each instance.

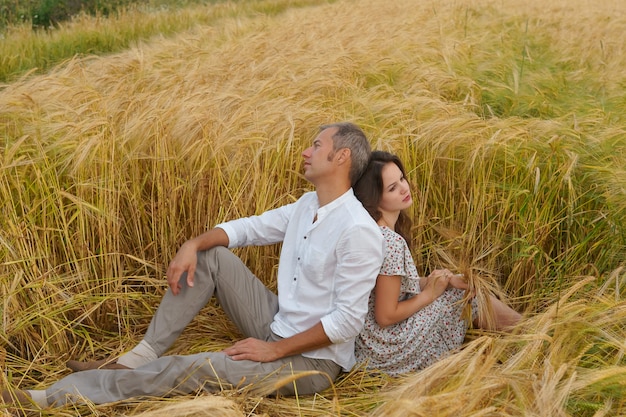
[336,148,351,165]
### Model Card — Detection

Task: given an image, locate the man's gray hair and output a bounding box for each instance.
[320,122,371,186]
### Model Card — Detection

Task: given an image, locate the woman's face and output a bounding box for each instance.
[378,161,412,214]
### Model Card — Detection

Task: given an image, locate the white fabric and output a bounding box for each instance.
[117,339,158,368]
[27,390,49,408]
[217,189,383,371]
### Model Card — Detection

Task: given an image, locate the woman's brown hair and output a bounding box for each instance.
[354,151,413,250]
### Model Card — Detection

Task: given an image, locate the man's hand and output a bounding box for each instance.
[166,242,199,295]
[165,228,230,295]
[223,338,282,362]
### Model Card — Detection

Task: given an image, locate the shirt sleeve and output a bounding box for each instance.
[320,224,384,344]
[216,202,295,248]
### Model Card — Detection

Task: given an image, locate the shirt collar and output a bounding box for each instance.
[315,188,354,222]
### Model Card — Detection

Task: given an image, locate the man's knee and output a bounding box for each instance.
[194,246,246,293]
[198,246,233,266]
[175,247,226,292]
[200,246,247,278]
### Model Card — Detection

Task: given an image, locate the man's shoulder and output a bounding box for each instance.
[337,197,380,230]
[297,191,317,201]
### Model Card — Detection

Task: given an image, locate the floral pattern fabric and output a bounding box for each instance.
[355,226,476,376]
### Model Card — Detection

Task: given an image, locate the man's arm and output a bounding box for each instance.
[222,322,331,362]
[167,201,295,295]
[166,228,229,295]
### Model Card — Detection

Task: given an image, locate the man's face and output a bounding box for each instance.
[301,127,338,184]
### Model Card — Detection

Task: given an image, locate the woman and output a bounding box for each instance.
[353,151,520,376]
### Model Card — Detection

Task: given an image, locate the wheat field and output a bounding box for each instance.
[1,0,626,415]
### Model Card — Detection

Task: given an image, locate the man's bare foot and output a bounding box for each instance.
[1,387,32,406]
[66,358,129,372]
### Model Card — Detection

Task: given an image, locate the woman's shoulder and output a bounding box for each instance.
[379,225,406,244]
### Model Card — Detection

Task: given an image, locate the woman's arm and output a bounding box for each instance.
[373,270,452,327]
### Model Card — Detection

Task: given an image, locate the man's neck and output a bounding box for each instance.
[315,182,351,207]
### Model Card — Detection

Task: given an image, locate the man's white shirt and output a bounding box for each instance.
[216,189,384,370]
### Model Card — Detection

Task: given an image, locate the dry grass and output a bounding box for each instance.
[371,273,626,417]
[0,0,330,83]
[1,0,626,415]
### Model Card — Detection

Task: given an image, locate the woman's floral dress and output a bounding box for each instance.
[355,226,476,376]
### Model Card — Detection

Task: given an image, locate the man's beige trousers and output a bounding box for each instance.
[45,247,341,406]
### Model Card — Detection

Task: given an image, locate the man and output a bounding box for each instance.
[2,122,384,408]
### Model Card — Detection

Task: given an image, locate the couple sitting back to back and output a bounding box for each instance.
[2,123,519,409]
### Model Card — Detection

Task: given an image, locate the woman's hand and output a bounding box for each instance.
[425,269,453,301]
[448,273,468,290]
[425,269,470,299]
